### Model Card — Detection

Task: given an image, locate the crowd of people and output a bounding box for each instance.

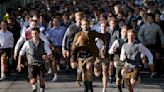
[0,0,164,92]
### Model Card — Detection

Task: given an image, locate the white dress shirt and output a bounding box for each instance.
[0,30,14,49]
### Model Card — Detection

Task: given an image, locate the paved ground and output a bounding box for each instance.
[0,70,164,92]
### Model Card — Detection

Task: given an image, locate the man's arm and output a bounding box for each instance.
[157,26,164,48]
[97,32,106,46]
[71,32,80,52]
[42,42,52,60]
[120,45,126,62]
[16,41,28,72]
[108,40,119,54]
[62,28,70,58]
[138,26,145,44]
[40,32,50,45]
[9,33,14,48]
[94,32,107,56]
[17,54,24,72]
[138,43,153,64]
[44,42,52,55]
[14,37,25,60]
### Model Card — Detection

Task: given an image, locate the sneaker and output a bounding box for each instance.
[102,88,107,92]
[47,68,52,74]
[0,76,6,81]
[76,80,81,86]
[33,88,37,92]
[40,88,45,92]
[32,85,37,92]
[150,72,157,78]
[52,74,58,82]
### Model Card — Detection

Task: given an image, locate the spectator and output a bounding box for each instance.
[0,21,14,80]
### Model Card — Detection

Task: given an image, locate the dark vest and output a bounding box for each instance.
[27,39,45,64]
[117,38,127,55]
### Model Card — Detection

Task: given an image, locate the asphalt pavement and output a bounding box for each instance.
[0,70,164,92]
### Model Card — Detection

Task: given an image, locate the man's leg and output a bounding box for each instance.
[116,67,123,92]
[128,67,140,92]
[29,66,37,92]
[0,56,8,80]
[30,78,37,92]
[39,77,45,92]
[51,59,58,81]
[76,67,82,86]
[86,57,95,92]
[79,58,88,92]
[102,62,108,92]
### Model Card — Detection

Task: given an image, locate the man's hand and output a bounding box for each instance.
[62,50,69,58]
[113,46,118,53]
[13,54,17,60]
[17,64,24,72]
[42,55,49,60]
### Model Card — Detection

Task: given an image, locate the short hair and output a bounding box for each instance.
[0,20,8,25]
[75,12,83,17]
[81,18,90,24]
[100,20,107,25]
[147,13,155,20]
[121,25,128,30]
[30,19,37,23]
[31,27,40,33]
[127,29,137,36]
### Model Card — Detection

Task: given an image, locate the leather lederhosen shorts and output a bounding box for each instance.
[123,67,140,86]
[78,56,95,73]
[28,63,45,79]
[0,48,11,58]
[51,46,63,61]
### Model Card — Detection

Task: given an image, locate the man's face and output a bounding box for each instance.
[155,14,160,22]
[100,23,106,33]
[75,15,81,23]
[109,20,116,28]
[147,16,153,23]
[121,28,127,38]
[127,32,135,42]
[81,20,89,31]
[30,21,37,28]
[0,22,7,30]
[52,18,60,27]
[31,30,39,39]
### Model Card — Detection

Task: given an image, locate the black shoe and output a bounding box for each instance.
[32,85,37,92]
